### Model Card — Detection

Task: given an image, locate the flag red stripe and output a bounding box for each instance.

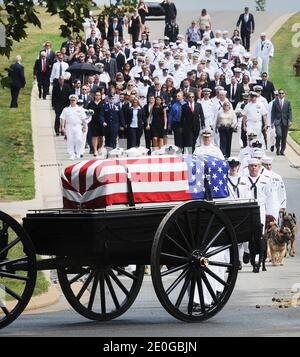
[79,161,98,195]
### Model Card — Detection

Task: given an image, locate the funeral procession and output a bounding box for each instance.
[1,0,300,339]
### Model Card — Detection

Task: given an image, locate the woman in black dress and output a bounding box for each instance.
[97,15,107,41]
[129,9,142,48]
[87,91,104,157]
[147,96,167,149]
[137,1,149,32]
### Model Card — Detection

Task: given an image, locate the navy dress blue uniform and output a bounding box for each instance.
[100,102,125,149]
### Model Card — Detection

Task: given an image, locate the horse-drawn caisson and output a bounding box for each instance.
[0,153,262,328]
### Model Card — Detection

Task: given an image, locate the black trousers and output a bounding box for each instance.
[241,127,247,148]
[182,128,199,153]
[38,76,50,99]
[54,107,63,134]
[144,126,152,153]
[241,29,251,51]
[10,86,21,108]
[219,126,233,158]
[127,127,141,149]
[275,123,289,154]
[172,122,183,149]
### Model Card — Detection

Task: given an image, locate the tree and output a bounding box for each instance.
[255,0,266,11]
[0,0,137,86]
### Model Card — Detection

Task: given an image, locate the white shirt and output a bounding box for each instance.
[242,102,268,129]
[60,106,86,131]
[194,144,225,160]
[50,61,69,82]
[254,39,274,58]
[200,98,215,127]
[228,174,251,200]
[131,108,139,128]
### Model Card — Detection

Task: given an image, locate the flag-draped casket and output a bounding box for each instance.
[62,155,229,209]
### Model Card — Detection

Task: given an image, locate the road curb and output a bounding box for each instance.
[288,134,300,156]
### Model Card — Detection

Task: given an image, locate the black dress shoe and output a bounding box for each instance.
[238,261,242,270]
[55,132,59,136]
[243,252,250,264]
[276,149,280,156]
[280,152,285,156]
[270,145,275,152]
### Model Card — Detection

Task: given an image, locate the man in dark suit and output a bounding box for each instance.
[78,86,93,108]
[181,92,205,152]
[100,94,125,149]
[226,77,239,109]
[43,41,56,67]
[140,33,151,49]
[101,51,118,82]
[271,89,292,156]
[127,50,139,69]
[107,17,123,48]
[236,7,255,51]
[160,0,177,24]
[181,78,198,101]
[8,55,26,108]
[147,82,169,103]
[111,44,126,73]
[33,51,51,99]
[209,73,226,97]
[86,30,99,49]
[257,72,276,103]
[52,76,70,135]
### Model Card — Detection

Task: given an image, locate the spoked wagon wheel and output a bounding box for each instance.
[57,264,144,321]
[0,211,37,329]
[151,201,239,322]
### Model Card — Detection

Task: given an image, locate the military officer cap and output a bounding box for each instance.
[227,157,240,167]
[108,147,125,158]
[249,91,259,97]
[260,32,266,37]
[250,140,263,148]
[248,158,261,166]
[164,36,170,41]
[200,59,207,64]
[200,128,213,137]
[203,88,212,93]
[242,92,250,98]
[262,157,273,165]
[244,53,251,58]
[215,86,224,91]
[223,30,229,35]
[247,132,257,138]
[69,94,78,101]
[77,98,84,105]
[234,36,241,41]
[274,90,279,96]
[159,59,165,63]
[153,43,160,48]
[254,85,263,91]
[174,60,181,66]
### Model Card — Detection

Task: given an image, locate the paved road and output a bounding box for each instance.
[1,10,300,337]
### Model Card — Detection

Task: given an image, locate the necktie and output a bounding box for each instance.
[231,85,235,101]
[43,60,46,73]
[263,81,266,88]
[59,62,63,77]
[280,99,284,109]
[228,177,241,198]
[190,102,194,113]
[248,177,260,199]
[261,41,265,51]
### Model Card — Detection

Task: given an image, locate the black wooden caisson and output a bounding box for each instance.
[0,198,261,328]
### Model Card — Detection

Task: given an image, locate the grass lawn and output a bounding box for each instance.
[269,12,300,144]
[0,8,65,201]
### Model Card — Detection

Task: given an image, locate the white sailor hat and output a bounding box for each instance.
[164,36,170,41]
[234,67,242,73]
[242,92,250,98]
[254,85,263,91]
[153,43,160,48]
[126,147,143,157]
[260,32,266,36]
[216,30,222,34]
[108,147,125,158]
[262,157,273,165]
[249,91,259,97]
[187,48,194,54]
[174,60,181,65]
[158,59,165,63]
[219,90,227,96]
[69,94,78,101]
[137,146,149,156]
[215,85,225,91]
[135,42,142,47]
[248,158,261,165]
[200,59,207,64]
[223,30,229,35]
[178,43,185,49]
[244,53,251,58]
[160,145,180,155]
[177,34,184,39]
[251,148,265,158]
[232,51,240,57]
[203,88,212,93]
[221,59,228,64]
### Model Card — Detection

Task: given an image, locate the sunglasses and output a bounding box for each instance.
[279,92,284,94]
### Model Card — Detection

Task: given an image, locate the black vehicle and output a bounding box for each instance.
[145,2,166,21]
[0,197,261,328]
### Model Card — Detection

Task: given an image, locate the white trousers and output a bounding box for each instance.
[66,127,83,159]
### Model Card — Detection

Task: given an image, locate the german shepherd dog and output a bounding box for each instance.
[266,221,292,266]
[282,213,297,257]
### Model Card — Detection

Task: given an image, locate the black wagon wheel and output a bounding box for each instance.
[151,201,239,322]
[57,264,144,321]
[0,211,37,329]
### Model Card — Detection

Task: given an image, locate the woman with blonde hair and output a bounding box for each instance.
[216,101,237,158]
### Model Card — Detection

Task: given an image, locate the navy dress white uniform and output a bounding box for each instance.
[194,128,225,159]
[100,98,125,149]
[60,95,87,160]
[245,158,275,231]
[261,157,287,221]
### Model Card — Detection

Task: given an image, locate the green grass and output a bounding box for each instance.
[269,12,300,144]
[0,8,64,201]
[1,230,49,302]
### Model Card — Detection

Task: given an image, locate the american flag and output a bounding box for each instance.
[184,154,229,200]
[62,155,229,209]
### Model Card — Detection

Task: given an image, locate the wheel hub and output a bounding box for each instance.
[199,257,209,268]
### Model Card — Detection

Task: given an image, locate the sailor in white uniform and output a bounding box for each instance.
[194,128,225,160]
[227,157,252,269]
[242,91,268,144]
[60,95,86,160]
[254,33,274,74]
[261,157,287,221]
[238,132,258,163]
